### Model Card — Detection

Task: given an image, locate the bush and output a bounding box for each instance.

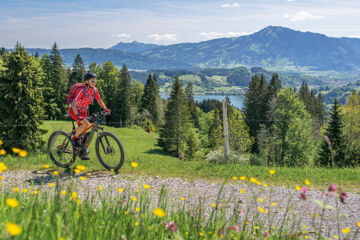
[249,154,266,166]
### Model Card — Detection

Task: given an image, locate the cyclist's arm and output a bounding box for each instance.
[97,98,107,110]
[95,90,107,110]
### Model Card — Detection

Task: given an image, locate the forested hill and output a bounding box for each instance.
[15,26,360,71]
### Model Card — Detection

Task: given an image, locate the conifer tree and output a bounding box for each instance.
[117,64,133,127]
[69,54,86,87]
[185,83,200,128]
[244,74,269,152]
[208,108,223,149]
[317,98,347,167]
[140,74,160,125]
[0,43,46,151]
[49,43,68,118]
[158,77,191,158]
[40,54,59,119]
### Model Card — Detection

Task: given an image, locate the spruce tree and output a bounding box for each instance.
[208,108,223,149]
[40,54,59,119]
[243,74,269,153]
[185,83,200,128]
[317,98,347,167]
[69,54,86,87]
[158,77,191,158]
[0,43,46,151]
[50,43,68,118]
[140,74,160,125]
[113,64,132,127]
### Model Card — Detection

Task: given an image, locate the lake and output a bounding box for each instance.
[160,94,244,109]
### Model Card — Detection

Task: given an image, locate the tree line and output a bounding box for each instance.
[1,43,359,168]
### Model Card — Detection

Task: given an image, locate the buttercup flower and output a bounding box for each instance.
[6,198,19,208]
[6,222,22,236]
[153,208,166,217]
[131,162,138,168]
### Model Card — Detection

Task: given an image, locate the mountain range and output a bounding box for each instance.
[19,26,360,71]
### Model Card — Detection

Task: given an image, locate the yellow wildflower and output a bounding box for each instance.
[259,207,264,213]
[49,183,55,188]
[295,186,301,191]
[12,148,20,153]
[76,165,86,171]
[22,188,28,193]
[0,140,2,145]
[98,186,103,191]
[232,176,238,180]
[80,176,86,181]
[118,187,124,192]
[131,162,138,168]
[135,222,139,226]
[258,198,263,203]
[305,179,311,186]
[240,176,246,180]
[212,203,216,208]
[263,184,268,187]
[43,164,50,169]
[13,187,19,192]
[272,202,277,207]
[269,170,276,175]
[180,197,185,201]
[53,171,59,176]
[124,211,128,215]
[0,149,6,155]
[19,150,27,157]
[250,177,257,183]
[6,222,22,236]
[240,189,245,194]
[256,181,261,185]
[62,190,67,195]
[87,173,91,176]
[153,208,166,217]
[0,176,4,180]
[33,190,39,195]
[143,184,150,189]
[6,198,19,208]
[342,227,350,234]
[72,192,77,201]
[135,207,140,212]
[131,196,137,202]
[357,222,360,228]
[334,235,338,239]
[74,169,80,174]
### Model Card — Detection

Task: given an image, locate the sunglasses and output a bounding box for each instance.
[89,80,97,84]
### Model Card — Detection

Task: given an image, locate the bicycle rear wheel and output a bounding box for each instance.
[48,131,76,168]
[95,132,125,171]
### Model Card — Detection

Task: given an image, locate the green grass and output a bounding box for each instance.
[1,182,347,240]
[1,121,360,193]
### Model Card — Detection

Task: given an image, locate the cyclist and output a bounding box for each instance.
[68,72,110,160]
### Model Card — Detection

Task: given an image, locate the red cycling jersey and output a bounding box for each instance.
[68,85,101,124]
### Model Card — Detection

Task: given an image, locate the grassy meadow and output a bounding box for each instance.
[0,120,359,193]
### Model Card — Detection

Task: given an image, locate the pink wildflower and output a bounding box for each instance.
[339,190,348,204]
[328,183,338,192]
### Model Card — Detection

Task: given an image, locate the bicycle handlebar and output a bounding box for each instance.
[85,110,110,122]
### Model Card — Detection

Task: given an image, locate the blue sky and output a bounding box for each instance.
[1,0,359,48]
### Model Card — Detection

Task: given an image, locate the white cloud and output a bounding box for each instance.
[284,11,324,22]
[148,33,177,41]
[111,33,131,38]
[287,0,295,2]
[221,3,240,8]
[199,31,252,39]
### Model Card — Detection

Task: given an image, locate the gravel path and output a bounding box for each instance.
[1,170,360,239]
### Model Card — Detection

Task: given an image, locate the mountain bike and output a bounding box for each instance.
[47,110,125,171]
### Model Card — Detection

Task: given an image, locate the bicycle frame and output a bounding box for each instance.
[69,115,104,153]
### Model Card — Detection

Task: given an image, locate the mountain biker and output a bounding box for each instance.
[68,72,110,160]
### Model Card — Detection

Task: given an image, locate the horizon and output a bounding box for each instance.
[5,25,360,50]
[1,0,360,49]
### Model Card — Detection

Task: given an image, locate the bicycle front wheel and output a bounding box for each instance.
[95,132,125,171]
[48,131,76,168]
